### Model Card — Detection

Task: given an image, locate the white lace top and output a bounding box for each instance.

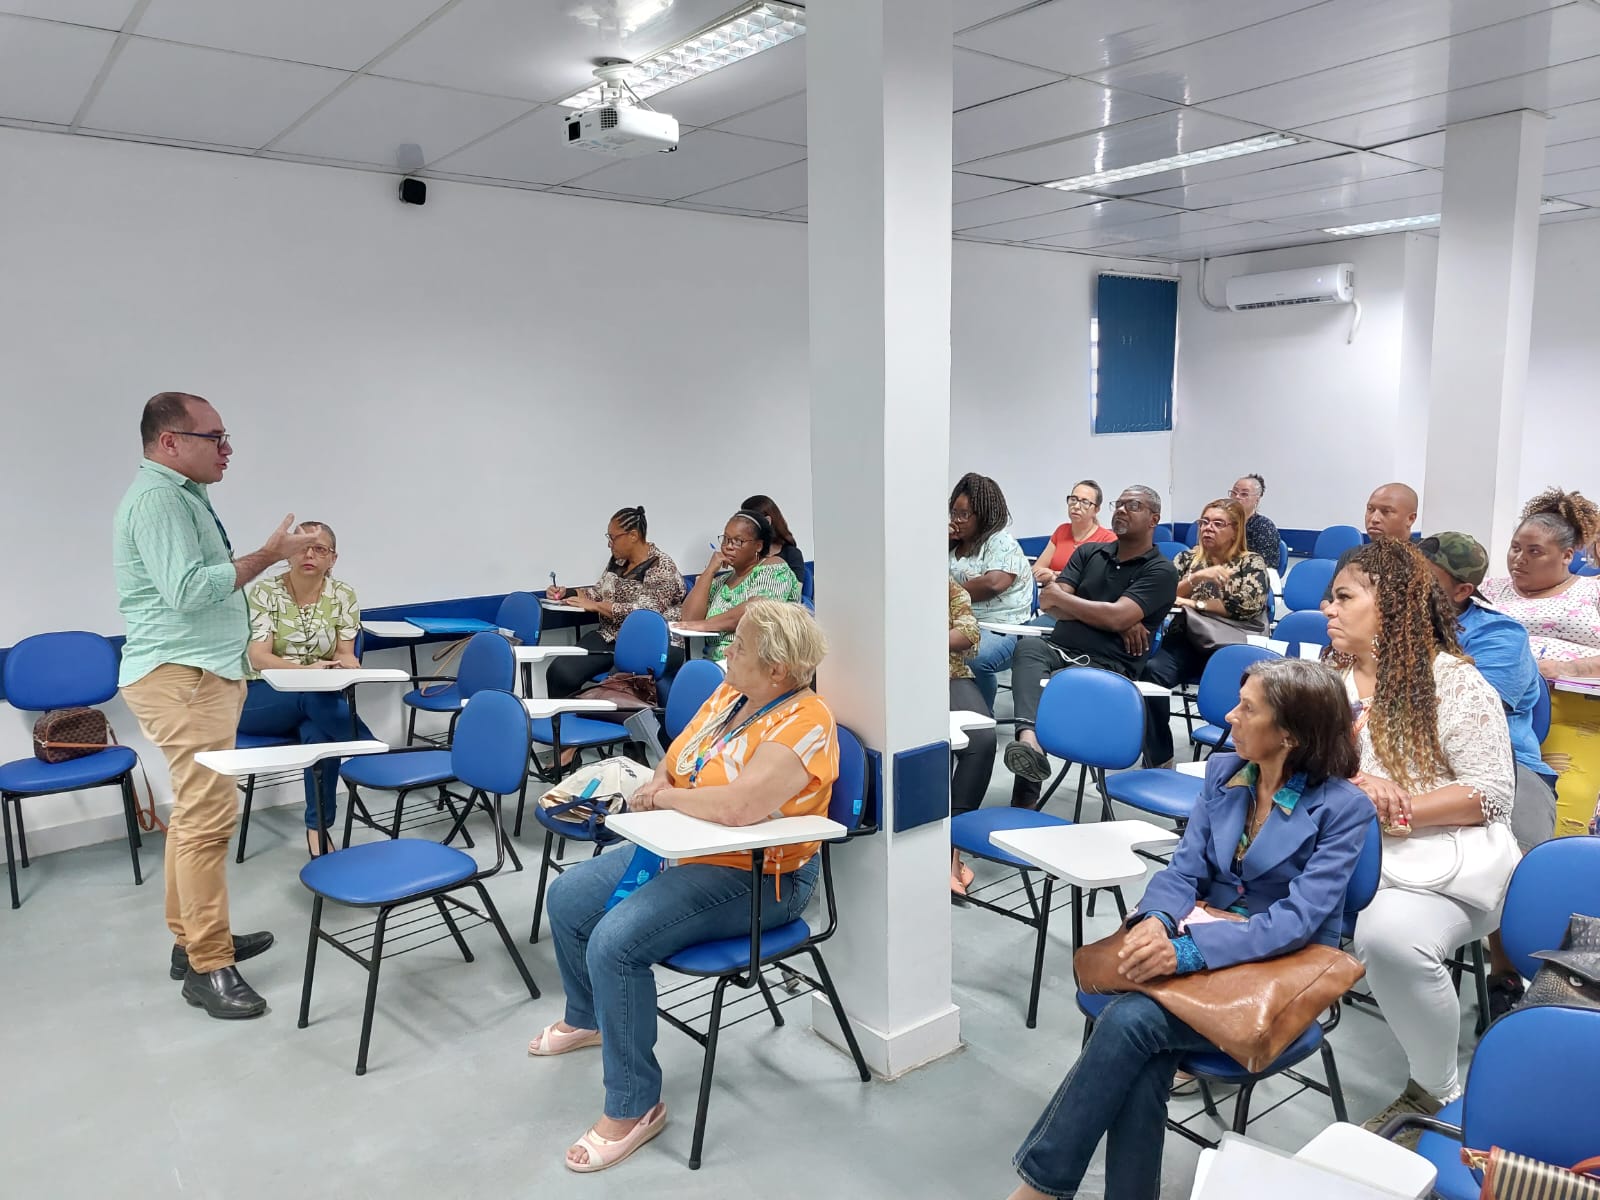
[1343,653,1514,826]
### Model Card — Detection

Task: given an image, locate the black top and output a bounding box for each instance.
[1245,512,1280,564]
[778,543,807,587]
[1047,542,1180,675]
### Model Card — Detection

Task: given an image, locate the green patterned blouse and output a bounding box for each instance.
[705,561,802,660]
[245,574,361,678]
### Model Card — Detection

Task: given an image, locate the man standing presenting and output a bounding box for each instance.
[1002,485,1179,809]
[115,392,318,1018]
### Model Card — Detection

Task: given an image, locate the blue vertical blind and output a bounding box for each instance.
[1093,273,1178,434]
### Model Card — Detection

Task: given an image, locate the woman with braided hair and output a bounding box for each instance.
[1325,540,1515,1133]
[1480,487,1600,838]
[948,471,1033,709]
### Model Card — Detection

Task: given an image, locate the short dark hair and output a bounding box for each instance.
[141,392,206,448]
[1242,658,1359,785]
[740,494,796,549]
[1122,484,1163,517]
[1246,473,1266,497]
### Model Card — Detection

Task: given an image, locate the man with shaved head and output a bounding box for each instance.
[1323,483,1421,603]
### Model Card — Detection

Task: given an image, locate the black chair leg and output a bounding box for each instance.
[405,706,418,747]
[119,775,143,884]
[1072,766,1088,822]
[436,897,474,962]
[355,907,390,1076]
[754,969,785,1028]
[15,802,28,868]
[3,795,19,909]
[807,947,870,1082]
[342,784,359,849]
[1198,1079,1222,1120]
[1026,877,1055,1029]
[1469,941,1491,1037]
[476,882,539,999]
[529,830,556,944]
[298,895,324,1029]
[513,777,529,838]
[689,978,730,1171]
[1231,1083,1256,1133]
[1321,1041,1349,1122]
[236,774,256,864]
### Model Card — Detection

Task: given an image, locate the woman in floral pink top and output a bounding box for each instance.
[1479,487,1600,836]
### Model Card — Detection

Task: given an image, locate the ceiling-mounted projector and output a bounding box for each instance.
[563,60,679,157]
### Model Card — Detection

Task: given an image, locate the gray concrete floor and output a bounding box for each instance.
[0,702,1481,1199]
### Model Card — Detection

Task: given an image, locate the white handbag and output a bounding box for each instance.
[1379,821,1522,911]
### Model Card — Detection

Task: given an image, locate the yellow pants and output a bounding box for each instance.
[1543,689,1600,838]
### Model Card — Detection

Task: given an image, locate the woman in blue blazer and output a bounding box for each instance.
[1008,656,1373,1200]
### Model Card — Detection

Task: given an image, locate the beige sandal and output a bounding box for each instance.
[566,1103,667,1173]
[528,1023,602,1057]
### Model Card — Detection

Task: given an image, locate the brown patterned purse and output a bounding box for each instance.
[31,707,113,762]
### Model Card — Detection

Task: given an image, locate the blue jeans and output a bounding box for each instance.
[1014,993,1210,1199]
[972,628,1018,711]
[546,847,819,1120]
[237,680,375,829]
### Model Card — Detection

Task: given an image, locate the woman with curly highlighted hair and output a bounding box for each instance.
[1480,486,1600,838]
[1325,540,1516,1134]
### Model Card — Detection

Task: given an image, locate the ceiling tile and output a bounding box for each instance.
[952,184,1092,230]
[0,15,116,124]
[374,0,747,103]
[952,47,1062,110]
[953,171,1017,202]
[81,37,343,148]
[954,77,1171,163]
[1299,55,1600,148]
[1546,136,1600,175]
[953,0,1040,35]
[1081,0,1566,105]
[955,0,1327,77]
[1120,225,1345,260]
[1269,191,1443,232]
[562,128,805,201]
[965,108,1270,181]
[711,93,804,144]
[1208,169,1442,222]
[272,74,535,166]
[1547,188,1600,207]
[1202,6,1600,132]
[0,1,134,27]
[1548,98,1600,146]
[425,106,612,186]
[682,158,806,210]
[1137,151,1418,210]
[1368,133,1445,169]
[133,0,443,70]
[1545,165,1600,197]
[966,196,1183,242]
[1540,205,1600,226]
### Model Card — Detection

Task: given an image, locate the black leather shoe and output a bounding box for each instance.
[169,931,275,980]
[181,966,268,1020]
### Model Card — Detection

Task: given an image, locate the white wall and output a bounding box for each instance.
[1522,217,1600,504]
[0,126,1163,849]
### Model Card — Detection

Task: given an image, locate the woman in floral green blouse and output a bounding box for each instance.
[678,509,802,661]
[239,520,374,856]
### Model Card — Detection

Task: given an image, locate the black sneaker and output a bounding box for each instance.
[1003,739,1052,783]
[1487,974,1525,1021]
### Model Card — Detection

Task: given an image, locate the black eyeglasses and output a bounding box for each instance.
[172,431,232,452]
[1112,498,1148,512]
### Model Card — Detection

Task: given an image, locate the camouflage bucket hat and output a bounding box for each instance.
[1419,531,1489,587]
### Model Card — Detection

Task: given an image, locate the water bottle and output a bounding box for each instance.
[606,846,665,910]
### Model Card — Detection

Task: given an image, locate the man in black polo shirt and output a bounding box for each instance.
[1003,485,1179,808]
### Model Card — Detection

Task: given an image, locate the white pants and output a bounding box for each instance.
[1352,885,1499,1102]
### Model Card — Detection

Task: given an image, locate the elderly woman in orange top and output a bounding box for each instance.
[533,600,839,1174]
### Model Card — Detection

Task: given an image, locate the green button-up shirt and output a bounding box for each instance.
[113,460,249,686]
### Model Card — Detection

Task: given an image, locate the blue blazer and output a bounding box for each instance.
[1137,753,1371,970]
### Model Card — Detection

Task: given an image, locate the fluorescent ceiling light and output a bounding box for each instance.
[1324,198,1586,236]
[560,2,804,109]
[1042,133,1302,193]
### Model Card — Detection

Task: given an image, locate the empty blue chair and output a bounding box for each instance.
[1277,540,1290,576]
[662,726,872,1169]
[525,657,727,944]
[528,608,671,781]
[1153,523,1173,543]
[1386,1007,1600,1199]
[1,632,143,908]
[951,668,1144,1027]
[1314,524,1364,560]
[1156,540,1188,562]
[1281,558,1338,613]
[1182,522,1200,547]
[297,689,539,1075]
[401,593,538,745]
[340,632,516,854]
[1499,836,1600,981]
[1188,644,1281,759]
[1271,609,1330,656]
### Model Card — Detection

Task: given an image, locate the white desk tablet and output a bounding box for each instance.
[260,668,411,692]
[607,810,846,860]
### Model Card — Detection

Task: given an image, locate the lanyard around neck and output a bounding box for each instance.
[688,689,801,785]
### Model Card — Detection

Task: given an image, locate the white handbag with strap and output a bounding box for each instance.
[1378,820,1521,911]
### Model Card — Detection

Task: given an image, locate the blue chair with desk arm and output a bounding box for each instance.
[1314,525,1365,560]
[296,688,540,1075]
[0,632,145,909]
[1187,643,1282,761]
[399,591,541,746]
[524,657,726,945]
[1156,540,1188,562]
[653,725,873,1170]
[1281,558,1339,614]
[1271,609,1331,655]
[1078,812,1383,1148]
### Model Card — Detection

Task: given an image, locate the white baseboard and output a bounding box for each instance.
[809,995,962,1079]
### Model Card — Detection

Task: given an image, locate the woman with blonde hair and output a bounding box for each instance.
[1480,487,1600,838]
[534,600,839,1173]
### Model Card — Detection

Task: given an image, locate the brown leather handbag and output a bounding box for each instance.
[32,707,113,762]
[1074,925,1365,1073]
[578,671,659,714]
[1463,1148,1600,1199]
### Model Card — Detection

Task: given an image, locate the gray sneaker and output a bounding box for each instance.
[1362,1078,1443,1148]
[1004,739,1052,783]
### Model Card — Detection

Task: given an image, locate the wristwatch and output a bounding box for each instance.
[1197,599,1207,612]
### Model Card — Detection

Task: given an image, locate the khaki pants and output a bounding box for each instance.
[122,665,246,973]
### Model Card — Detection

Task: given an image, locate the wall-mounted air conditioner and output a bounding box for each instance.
[1224,263,1355,310]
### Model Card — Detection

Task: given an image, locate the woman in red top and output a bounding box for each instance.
[1032,479,1117,585]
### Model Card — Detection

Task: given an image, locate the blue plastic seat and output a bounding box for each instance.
[1313,525,1364,560]
[1153,523,1174,542]
[1277,540,1289,575]
[1271,609,1330,655]
[659,726,873,1170]
[340,750,453,791]
[1281,558,1338,613]
[401,623,518,745]
[1,632,143,909]
[1103,769,1200,821]
[1155,540,1188,562]
[297,689,539,1075]
[1187,644,1281,760]
[950,806,1066,868]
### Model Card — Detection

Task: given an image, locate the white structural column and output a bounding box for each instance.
[805,0,960,1076]
[1421,111,1545,553]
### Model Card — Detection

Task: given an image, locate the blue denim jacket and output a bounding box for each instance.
[1136,753,1370,970]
